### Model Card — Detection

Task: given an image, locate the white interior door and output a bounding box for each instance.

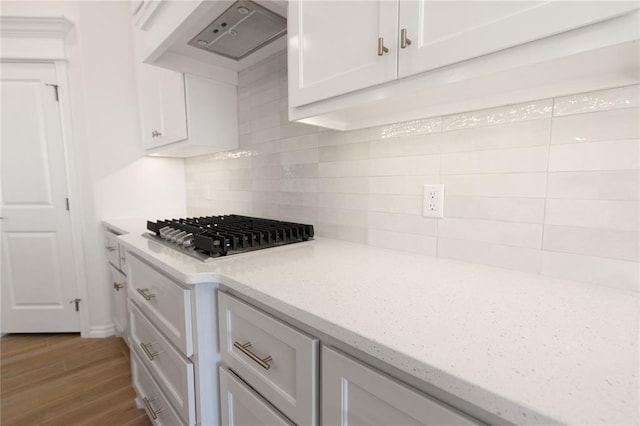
[1,62,80,333]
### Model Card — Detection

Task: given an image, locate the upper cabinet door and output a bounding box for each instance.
[137,64,188,149]
[398,0,640,78]
[288,0,399,107]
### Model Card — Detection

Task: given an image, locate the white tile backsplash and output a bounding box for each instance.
[553,85,640,116]
[540,251,639,291]
[441,119,551,153]
[441,99,553,131]
[440,173,548,198]
[438,218,543,249]
[550,108,640,145]
[543,225,639,262]
[444,196,546,224]
[437,238,542,273]
[545,199,639,231]
[440,145,549,175]
[548,139,639,172]
[547,171,640,201]
[185,52,639,291]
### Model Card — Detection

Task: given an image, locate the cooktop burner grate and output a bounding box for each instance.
[145,214,314,260]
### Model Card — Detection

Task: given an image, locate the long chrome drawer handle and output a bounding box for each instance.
[136,288,155,301]
[233,341,272,370]
[142,396,163,419]
[139,342,158,361]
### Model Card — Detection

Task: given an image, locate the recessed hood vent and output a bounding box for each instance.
[188,0,286,61]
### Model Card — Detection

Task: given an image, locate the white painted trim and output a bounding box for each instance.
[54,61,92,338]
[0,17,74,61]
[1,17,92,337]
[88,323,116,338]
[0,16,73,37]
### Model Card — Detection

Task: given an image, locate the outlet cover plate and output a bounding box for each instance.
[423,184,444,218]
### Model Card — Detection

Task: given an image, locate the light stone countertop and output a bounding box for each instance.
[104,218,639,426]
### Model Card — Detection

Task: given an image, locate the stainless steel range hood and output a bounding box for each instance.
[188,0,286,61]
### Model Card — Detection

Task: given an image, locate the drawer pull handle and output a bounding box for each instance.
[113,282,124,291]
[233,341,272,370]
[106,246,117,252]
[139,342,158,361]
[142,396,163,419]
[136,288,155,301]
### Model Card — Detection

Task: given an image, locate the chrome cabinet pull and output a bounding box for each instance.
[233,341,273,370]
[142,396,163,419]
[377,37,389,56]
[113,282,124,291]
[106,246,117,252]
[151,130,162,138]
[401,28,412,48]
[136,288,156,301]
[139,342,158,361]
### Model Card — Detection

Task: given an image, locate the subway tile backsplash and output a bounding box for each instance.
[186,53,640,292]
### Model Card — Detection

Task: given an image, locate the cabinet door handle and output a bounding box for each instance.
[233,341,273,370]
[106,246,117,252]
[139,342,158,361]
[136,287,156,301]
[113,282,124,291]
[377,37,389,56]
[151,130,162,138]
[142,396,163,419]
[401,28,412,48]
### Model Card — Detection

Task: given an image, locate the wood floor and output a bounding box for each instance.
[0,334,151,426]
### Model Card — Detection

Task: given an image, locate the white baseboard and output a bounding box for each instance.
[86,323,115,338]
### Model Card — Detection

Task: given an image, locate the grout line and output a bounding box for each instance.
[538,97,556,274]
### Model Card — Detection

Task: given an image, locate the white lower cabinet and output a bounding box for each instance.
[218,292,319,425]
[131,349,185,426]
[129,301,195,425]
[219,367,294,426]
[104,227,128,340]
[127,253,220,426]
[322,346,480,425]
[108,264,127,337]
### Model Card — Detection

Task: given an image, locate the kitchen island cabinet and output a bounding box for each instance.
[106,218,639,426]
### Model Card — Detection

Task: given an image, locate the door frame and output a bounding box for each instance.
[1,17,91,336]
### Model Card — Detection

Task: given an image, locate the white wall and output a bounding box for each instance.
[1,1,187,335]
[186,52,640,292]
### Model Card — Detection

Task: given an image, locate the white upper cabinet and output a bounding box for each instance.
[287,0,640,130]
[288,0,398,107]
[135,64,239,157]
[398,0,640,78]
[138,64,188,150]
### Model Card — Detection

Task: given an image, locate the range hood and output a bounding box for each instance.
[188,0,286,61]
[137,1,288,83]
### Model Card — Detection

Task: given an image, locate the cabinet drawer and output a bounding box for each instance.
[220,367,294,426]
[104,230,120,268]
[131,350,185,426]
[128,255,193,356]
[218,292,318,426]
[129,301,195,425]
[322,346,480,425]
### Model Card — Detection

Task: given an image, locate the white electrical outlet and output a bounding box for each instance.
[423,184,444,218]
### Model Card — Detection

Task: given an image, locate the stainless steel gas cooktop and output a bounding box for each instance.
[143,214,314,262]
